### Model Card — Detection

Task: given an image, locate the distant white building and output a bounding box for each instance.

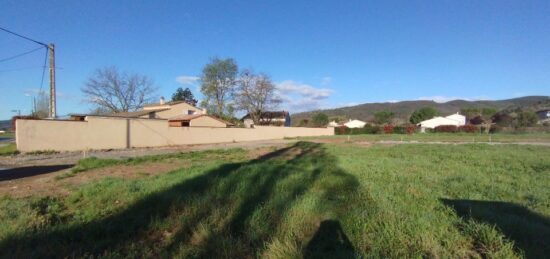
[418,113,466,132]
[344,119,367,128]
[328,121,339,127]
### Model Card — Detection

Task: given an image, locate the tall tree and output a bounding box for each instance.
[235,69,281,124]
[82,67,157,113]
[460,107,497,133]
[409,107,438,124]
[516,111,538,127]
[373,111,394,124]
[200,57,238,116]
[171,87,198,106]
[460,108,481,120]
[312,113,329,127]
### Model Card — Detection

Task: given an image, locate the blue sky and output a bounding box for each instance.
[1,0,549,119]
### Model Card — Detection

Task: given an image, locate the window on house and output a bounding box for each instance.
[188,110,195,115]
[169,121,190,127]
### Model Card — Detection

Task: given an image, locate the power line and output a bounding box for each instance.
[0,26,47,47]
[0,66,45,73]
[0,65,63,73]
[0,46,45,63]
[39,47,48,93]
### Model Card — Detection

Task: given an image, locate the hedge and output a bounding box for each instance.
[458,125,478,133]
[434,125,458,133]
[334,124,417,135]
[393,125,417,134]
[335,125,381,135]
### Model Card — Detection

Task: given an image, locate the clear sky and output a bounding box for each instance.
[1,0,549,119]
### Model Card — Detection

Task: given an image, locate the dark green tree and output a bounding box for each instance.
[298,119,309,127]
[311,113,329,127]
[409,107,438,124]
[171,87,198,106]
[373,111,394,124]
[460,108,481,119]
[516,111,538,127]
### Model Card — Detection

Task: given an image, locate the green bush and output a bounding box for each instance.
[334,125,381,135]
[393,125,417,134]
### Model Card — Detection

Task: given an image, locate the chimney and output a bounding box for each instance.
[202,108,207,114]
[159,96,165,105]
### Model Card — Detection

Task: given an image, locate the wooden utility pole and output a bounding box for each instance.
[48,43,56,118]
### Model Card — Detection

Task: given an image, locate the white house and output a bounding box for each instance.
[418,113,466,132]
[344,119,367,128]
[328,121,341,127]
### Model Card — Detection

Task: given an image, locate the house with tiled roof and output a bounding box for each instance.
[136,97,206,119]
[69,97,232,127]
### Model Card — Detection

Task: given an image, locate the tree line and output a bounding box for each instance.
[80,57,280,124]
[303,105,540,129]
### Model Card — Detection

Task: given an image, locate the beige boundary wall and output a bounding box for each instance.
[16,117,334,152]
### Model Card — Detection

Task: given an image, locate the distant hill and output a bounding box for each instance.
[291,96,550,125]
[0,120,11,130]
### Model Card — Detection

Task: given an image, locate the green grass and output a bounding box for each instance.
[0,132,14,139]
[1,142,549,258]
[0,143,18,156]
[55,150,246,180]
[321,132,550,143]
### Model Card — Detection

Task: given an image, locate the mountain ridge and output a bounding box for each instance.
[291,96,550,124]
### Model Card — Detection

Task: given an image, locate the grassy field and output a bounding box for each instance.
[0,143,18,156]
[0,142,549,258]
[0,132,14,139]
[316,132,550,143]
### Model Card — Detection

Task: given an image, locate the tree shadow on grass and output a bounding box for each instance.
[304,219,356,259]
[0,142,359,258]
[441,199,550,259]
[0,165,73,181]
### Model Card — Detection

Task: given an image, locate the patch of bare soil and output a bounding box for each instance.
[0,139,293,168]
[0,143,296,198]
[0,161,190,198]
[305,138,347,144]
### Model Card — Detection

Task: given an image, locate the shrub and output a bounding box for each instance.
[383,124,394,134]
[334,125,381,135]
[391,125,417,134]
[434,125,458,133]
[363,124,381,134]
[404,124,417,135]
[392,126,405,134]
[458,125,478,133]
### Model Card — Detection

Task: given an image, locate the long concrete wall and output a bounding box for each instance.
[16,117,333,152]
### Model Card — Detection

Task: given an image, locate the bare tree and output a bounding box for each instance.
[31,90,49,118]
[82,67,157,113]
[235,69,281,124]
